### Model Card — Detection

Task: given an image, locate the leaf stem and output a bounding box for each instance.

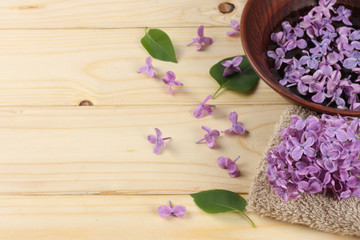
[212,86,223,99]
[241,212,256,228]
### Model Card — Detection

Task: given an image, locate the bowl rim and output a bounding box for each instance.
[240,0,360,116]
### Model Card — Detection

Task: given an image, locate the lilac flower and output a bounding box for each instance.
[332,6,352,25]
[147,128,171,154]
[282,21,304,38]
[221,56,243,77]
[291,137,316,160]
[187,25,213,51]
[343,51,360,69]
[299,51,321,69]
[310,39,331,55]
[196,126,220,149]
[138,56,156,78]
[158,201,186,218]
[193,95,215,118]
[217,156,240,178]
[226,20,240,36]
[162,71,183,95]
[223,111,247,135]
[267,48,291,70]
[316,0,336,18]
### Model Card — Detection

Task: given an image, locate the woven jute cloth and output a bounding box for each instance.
[247,105,360,237]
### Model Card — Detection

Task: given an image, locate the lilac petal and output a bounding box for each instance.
[204,105,214,115]
[138,65,148,74]
[348,176,360,188]
[232,56,243,66]
[155,128,162,138]
[303,137,314,147]
[196,44,203,51]
[197,25,204,37]
[233,123,246,134]
[187,37,200,46]
[297,181,309,192]
[168,85,173,95]
[226,30,236,36]
[158,205,172,218]
[217,157,231,168]
[153,143,162,154]
[203,37,213,45]
[211,130,220,137]
[205,135,216,148]
[227,161,238,173]
[297,39,307,49]
[223,67,232,77]
[145,56,152,65]
[147,134,157,144]
[202,95,212,104]
[222,60,233,67]
[148,67,156,78]
[228,168,240,178]
[308,180,322,194]
[193,105,205,118]
[291,147,303,161]
[335,130,347,141]
[343,58,357,69]
[201,126,212,133]
[172,205,186,217]
[228,111,238,124]
[267,51,277,60]
[312,91,326,103]
[165,71,176,81]
[231,20,239,29]
[173,80,183,86]
[304,147,316,157]
[275,59,283,70]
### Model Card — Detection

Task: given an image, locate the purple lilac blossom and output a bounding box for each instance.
[266,114,360,202]
[147,128,172,154]
[223,111,247,135]
[138,56,156,78]
[161,71,183,95]
[267,0,360,110]
[227,20,240,36]
[187,25,213,51]
[221,56,243,77]
[196,126,220,149]
[217,156,240,178]
[158,201,186,218]
[193,95,215,118]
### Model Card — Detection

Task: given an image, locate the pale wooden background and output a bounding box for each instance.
[0,0,357,239]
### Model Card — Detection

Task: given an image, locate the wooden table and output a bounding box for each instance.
[0,1,357,239]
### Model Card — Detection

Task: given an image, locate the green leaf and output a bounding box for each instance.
[210,55,259,99]
[141,28,177,63]
[191,189,256,227]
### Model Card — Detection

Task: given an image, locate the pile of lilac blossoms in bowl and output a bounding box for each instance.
[267,0,360,110]
[266,114,360,202]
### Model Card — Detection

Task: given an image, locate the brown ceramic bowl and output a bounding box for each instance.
[241,0,360,116]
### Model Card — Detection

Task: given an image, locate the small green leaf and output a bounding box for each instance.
[141,28,177,63]
[210,55,259,99]
[191,189,255,227]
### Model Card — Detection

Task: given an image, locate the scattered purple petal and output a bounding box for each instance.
[187,25,213,51]
[226,20,240,36]
[223,111,247,135]
[221,56,243,77]
[196,126,220,149]
[217,156,240,178]
[162,71,183,95]
[147,128,171,154]
[193,95,216,118]
[138,56,156,78]
[158,201,186,218]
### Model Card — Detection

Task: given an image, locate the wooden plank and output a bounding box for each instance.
[0,28,286,106]
[0,0,245,29]
[0,105,286,194]
[0,195,356,240]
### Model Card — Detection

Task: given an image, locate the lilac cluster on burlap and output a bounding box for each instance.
[266,113,360,202]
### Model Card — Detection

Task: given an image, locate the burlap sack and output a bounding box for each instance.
[247,105,360,237]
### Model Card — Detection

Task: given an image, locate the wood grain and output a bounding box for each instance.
[0,0,245,29]
[0,195,357,240]
[0,28,286,106]
[0,105,285,194]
